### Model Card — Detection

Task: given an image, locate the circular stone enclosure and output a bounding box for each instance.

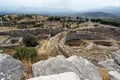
[63,31,111,47]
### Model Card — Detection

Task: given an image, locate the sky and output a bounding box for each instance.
[0,0,120,11]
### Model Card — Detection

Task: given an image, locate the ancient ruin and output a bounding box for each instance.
[0,26,120,80]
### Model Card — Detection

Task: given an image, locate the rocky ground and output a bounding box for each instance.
[0,23,120,80]
[0,51,120,80]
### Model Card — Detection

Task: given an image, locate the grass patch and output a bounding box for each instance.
[98,67,110,80]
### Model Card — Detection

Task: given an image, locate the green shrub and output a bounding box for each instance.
[13,46,37,61]
[23,35,38,47]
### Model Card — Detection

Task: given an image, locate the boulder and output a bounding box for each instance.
[32,56,80,77]
[32,55,102,80]
[112,52,120,65]
[0,53,24,80]
[99,59,120,80]
[27,72,80,80]
[67,56,102,80]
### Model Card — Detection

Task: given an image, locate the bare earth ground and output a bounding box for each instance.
[0,36,6,41]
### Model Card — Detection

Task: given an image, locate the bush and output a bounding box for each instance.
[34,22,44,27]
[23,35,38,47]
[13,46,37,61]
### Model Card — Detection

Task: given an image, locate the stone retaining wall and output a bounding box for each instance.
[0,36,10,46]
[63,31,108,43]
[0,28,66,37]
[81,27,120,40]
[0,37,22,48]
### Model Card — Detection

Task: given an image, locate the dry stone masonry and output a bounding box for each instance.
[0,26,120,80]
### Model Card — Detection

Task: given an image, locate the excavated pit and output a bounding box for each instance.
[65,39,88,47]
[59,30,119,65]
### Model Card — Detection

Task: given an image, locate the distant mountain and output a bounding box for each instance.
[77,12,117,18]
[0,6,119,18]
[0,7,72,15]
[91,6,120,17]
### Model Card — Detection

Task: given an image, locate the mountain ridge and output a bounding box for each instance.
[0,6,119,18]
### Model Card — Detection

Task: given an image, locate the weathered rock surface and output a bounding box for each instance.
[0,53,24,80]
[32,55,102,80]
[112,51,120,65]
[27,72,80,80]
[67,56,102,80]
[99,59,120,80]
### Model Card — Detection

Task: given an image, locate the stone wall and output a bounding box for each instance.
[0,37,22,48]
[63,31,108,43]
[0,36,10,46]
[81,27,120,40]
[36,35,50,40]
[0,28,66,37]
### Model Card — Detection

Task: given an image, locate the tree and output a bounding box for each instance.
[76,16,79,19]
[23,35,38,47]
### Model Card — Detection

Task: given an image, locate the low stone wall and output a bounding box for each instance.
[0,37,22,48]
[63,31,108,43]
[0,28,66,37]
[93,40,113,46]
[0,36,10,46]
[36,35,50,40]
[81,27,120,40]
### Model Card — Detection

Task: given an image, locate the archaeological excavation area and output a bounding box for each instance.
[0,26,120,80]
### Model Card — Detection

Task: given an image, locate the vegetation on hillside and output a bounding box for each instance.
[23,35,38,47]
[0,14,120,29]
[91,18,120,27]
[13,46,37,62]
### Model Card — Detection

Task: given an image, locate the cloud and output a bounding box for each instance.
[0,0,120,10]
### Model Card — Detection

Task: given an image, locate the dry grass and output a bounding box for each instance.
[33,53,49,62]
[98,67,110,80]
[0,27,18,32]
[0,36,6,41]
[38,40,48,51]
[21,60,32,80]
[21,52,59,80]
[1,48,16,56]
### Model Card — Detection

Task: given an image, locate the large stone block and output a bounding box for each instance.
[32,55,102,80]
[27,72,80,80]
[0,54,24,80]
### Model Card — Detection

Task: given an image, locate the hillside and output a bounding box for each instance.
[90,6,120,17]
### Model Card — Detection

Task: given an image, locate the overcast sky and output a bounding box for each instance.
[0,0,120,11]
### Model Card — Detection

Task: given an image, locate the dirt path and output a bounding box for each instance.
[37,40,48,53]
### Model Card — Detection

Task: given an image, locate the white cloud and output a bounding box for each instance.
[0,0,120,10]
